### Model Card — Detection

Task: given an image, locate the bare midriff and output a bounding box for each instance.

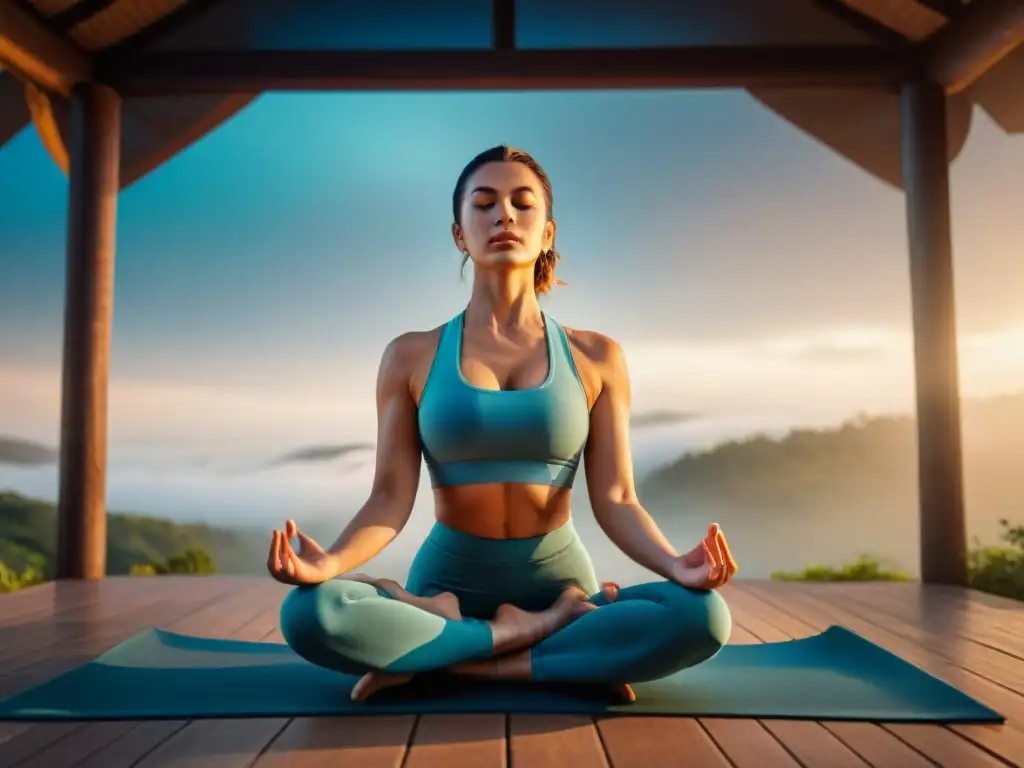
[433,483,573,539]
[407,322,596,541]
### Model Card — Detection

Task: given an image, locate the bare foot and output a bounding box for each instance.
[349,574,462,620]
[450,655,637,706]
[423,591,462,621]
[351,670,415,702]
[489,586,597,655]
[610,683,636,704]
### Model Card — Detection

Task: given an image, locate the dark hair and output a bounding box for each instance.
[452,145,563,295]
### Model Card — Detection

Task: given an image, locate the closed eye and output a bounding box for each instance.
[473,201,534,211]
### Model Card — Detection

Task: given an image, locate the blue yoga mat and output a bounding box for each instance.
[0,625,1002,722]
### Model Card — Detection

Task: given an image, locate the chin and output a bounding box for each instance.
[476,251,534,269]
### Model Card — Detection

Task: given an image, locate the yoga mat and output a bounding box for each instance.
[0,626,1003,723]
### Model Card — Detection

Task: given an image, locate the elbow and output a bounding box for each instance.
[590,489,634,525]
[593,481,637,511]
[364,482,416,532]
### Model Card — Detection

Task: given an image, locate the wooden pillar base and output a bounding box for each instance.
[900,78,968,586]
[56,83,121,581]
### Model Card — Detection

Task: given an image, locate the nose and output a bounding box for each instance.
[495,198,516,225]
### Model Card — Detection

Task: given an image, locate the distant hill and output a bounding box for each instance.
[3,392,1022,580]
[0,491,270,577]
[639,391,1024,577]
[0,437,58,466]
[642,391,1024,507]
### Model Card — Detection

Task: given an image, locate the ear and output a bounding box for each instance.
[543,218,557,251]
[451,223,465,252]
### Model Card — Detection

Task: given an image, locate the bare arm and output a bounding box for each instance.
[584,337,680,580]
[322,335,423,577]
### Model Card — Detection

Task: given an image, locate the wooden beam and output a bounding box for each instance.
[24,79,69,173]
[57,82,121,581]
[921,0,1024,93]
[811,0,913,49]
[0,0,91,95]
[492,0,516,51]
[915,0,967,19]
[899,78,968,586]
[97,46,913,96]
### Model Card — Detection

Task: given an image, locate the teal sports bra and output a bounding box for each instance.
[417,311,591,489]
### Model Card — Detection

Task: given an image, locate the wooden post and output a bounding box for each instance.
[56,83,121,581]
[899,78,968,585]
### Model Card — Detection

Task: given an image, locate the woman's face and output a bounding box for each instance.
[453,161,556,273]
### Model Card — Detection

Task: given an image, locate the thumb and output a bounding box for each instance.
[295,528,323,555]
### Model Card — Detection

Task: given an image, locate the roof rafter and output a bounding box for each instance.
[915,0,967,19]
[97,46,913,96]
[921,0,1024,92]
[811,0,914,48]
[0,0,92,95]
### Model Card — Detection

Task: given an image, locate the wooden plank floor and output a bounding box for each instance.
[0,577,1021,767]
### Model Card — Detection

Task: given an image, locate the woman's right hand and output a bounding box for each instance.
[267,519,338,586]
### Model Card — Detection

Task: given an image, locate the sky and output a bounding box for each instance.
[2,88,1024,481]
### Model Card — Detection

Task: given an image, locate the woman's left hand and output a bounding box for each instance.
[669,523,738,590]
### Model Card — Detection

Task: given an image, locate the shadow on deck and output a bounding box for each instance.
[0,577,1021,767]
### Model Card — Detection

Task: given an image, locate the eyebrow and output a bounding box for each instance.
[470,185,535,195]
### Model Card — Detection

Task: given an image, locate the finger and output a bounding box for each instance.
[702,525,719,559]
[701,540,720,584]
[286,541,302,573]
[276,529,289,573]
[711,530,729,585]
[717,530,739,578]
[702,539,720,570]
[601,581,620,603]
[286,519,297,540]
[283,535,297,576]
[267,530,279,573]
[281,530,297,562]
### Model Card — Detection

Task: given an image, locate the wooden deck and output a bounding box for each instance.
[0,577,1021,768]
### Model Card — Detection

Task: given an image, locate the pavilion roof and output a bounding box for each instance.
[0,0,1020,190]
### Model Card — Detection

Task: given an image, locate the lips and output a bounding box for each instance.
[489,232,521,244]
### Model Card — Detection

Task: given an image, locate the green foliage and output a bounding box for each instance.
[130,547,219,576]
[0,554,47,593]
[967,519,1024,600]
[0,490,265,588]
[772,554,911,582]
[773,520,1024,600]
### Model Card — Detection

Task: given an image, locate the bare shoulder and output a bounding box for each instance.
[386,327,443,364]
[563,327,627,373]
[381,325,446,398]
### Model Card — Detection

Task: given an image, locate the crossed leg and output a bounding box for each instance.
[346,576,628,701]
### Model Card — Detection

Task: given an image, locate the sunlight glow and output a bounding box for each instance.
[3,323,1023,463]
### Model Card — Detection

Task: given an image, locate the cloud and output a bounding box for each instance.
[0,364,378,461]
[754,328,903,364]
[3,322,1024,468]
[631,410,699,428]
[268,443,374,467]
[788,342,890,364]
[0,436,58,466]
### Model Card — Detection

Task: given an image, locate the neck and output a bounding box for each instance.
[466,269,542,330]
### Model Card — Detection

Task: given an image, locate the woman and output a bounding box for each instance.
[267,145,738,703]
